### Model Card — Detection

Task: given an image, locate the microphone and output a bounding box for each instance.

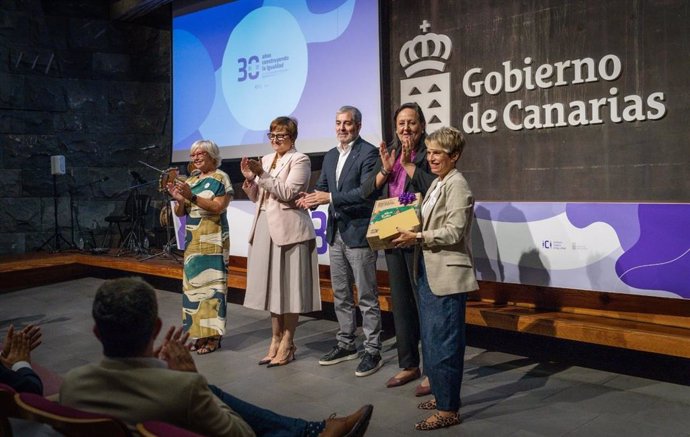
[129,170,147,184]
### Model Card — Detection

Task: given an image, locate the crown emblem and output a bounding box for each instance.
[399,20,452,78]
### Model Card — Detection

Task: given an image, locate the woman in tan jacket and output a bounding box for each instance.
[240,116,321,368]
[393,126,478,431]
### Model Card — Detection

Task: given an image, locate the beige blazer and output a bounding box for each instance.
[415,169,479,296]
[59,358,255,437]
[243,149,315,246]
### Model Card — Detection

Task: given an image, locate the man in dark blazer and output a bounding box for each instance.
[59,277,373,437]
[299,106,383,377]
[0,324,43,395]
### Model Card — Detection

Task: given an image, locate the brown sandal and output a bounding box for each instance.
[189,338,207,352]
[414,412,461,431]
[197,336,222,355]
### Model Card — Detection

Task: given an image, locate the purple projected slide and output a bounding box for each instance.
[172,0,382,162]
[473,202,690,299]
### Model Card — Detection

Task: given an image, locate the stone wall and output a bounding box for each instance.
[0,0,171,254]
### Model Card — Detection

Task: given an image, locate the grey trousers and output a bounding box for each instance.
[329,230,382,354]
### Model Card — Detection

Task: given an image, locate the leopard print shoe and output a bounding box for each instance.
[416,399,437,410]
[414,412,461,431]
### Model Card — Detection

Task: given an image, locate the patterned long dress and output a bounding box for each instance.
[182,169,233,339]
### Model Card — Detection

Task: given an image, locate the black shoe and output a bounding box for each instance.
[355,352,383,377]
[319,346,359,366]
[320,404,373,437]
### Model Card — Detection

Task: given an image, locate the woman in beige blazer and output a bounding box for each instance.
[240,116,321,368]
[393,126,478,431]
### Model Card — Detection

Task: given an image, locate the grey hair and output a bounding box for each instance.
[336,106,362,124]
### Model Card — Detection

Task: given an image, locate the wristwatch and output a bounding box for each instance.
[191,194,198,203]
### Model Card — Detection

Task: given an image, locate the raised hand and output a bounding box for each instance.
[2,324,42,359]
[160,340,198,373]
[240,157,255,180]
[379,141,397,173]
[21,324,42,351]
[0,331,31,367]
[400,137,413,166]
[1,325,15,358]
[154,326,191,358]
[167,182,185,202]
[246,158,264,176]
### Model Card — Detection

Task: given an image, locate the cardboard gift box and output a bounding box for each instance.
[366,193,422,251]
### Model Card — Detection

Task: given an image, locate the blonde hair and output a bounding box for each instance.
[424,126,466,157]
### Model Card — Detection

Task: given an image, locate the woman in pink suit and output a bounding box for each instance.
[240,116,321,367]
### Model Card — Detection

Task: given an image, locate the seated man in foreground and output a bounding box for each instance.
[59,277,373,437]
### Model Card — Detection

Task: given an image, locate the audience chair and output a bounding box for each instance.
[0,383,18,437]
[136,421,205,437]
[14,392,132,437]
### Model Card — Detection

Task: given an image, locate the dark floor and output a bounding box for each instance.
[2,277,690,437]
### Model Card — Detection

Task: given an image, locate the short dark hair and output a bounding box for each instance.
[92,277,158,358]
[392,102,427,149]
[269,116,299,141]
[394,102,427,128]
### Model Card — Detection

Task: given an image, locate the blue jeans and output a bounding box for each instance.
[417,257,468,412]
[209,385,324,437]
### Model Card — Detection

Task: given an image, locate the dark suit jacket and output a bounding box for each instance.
[0,363,43,395]
[314,137,379,247]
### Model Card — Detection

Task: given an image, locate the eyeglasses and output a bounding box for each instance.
[267,133,290,142]
[189,151,208,158]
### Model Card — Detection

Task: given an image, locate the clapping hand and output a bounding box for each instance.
[298,191,329,209]
[400,137,413,166]
[2,324,42,361]
[241,157,264,180]
[155,326,197,373]
[379,142,396,173]
[1,328,33,367]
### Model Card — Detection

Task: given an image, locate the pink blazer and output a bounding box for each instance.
[243,149,315,246]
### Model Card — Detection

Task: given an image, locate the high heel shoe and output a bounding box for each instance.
[267,344,296,368]
[258,338,282,365]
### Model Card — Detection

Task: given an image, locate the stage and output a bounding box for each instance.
[2,251,690,360]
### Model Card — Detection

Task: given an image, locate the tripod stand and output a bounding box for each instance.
[140,201,182,263]
[115,182,152,257]
[38,174,76,252]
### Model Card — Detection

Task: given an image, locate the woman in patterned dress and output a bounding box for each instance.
[168,139,233,354]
